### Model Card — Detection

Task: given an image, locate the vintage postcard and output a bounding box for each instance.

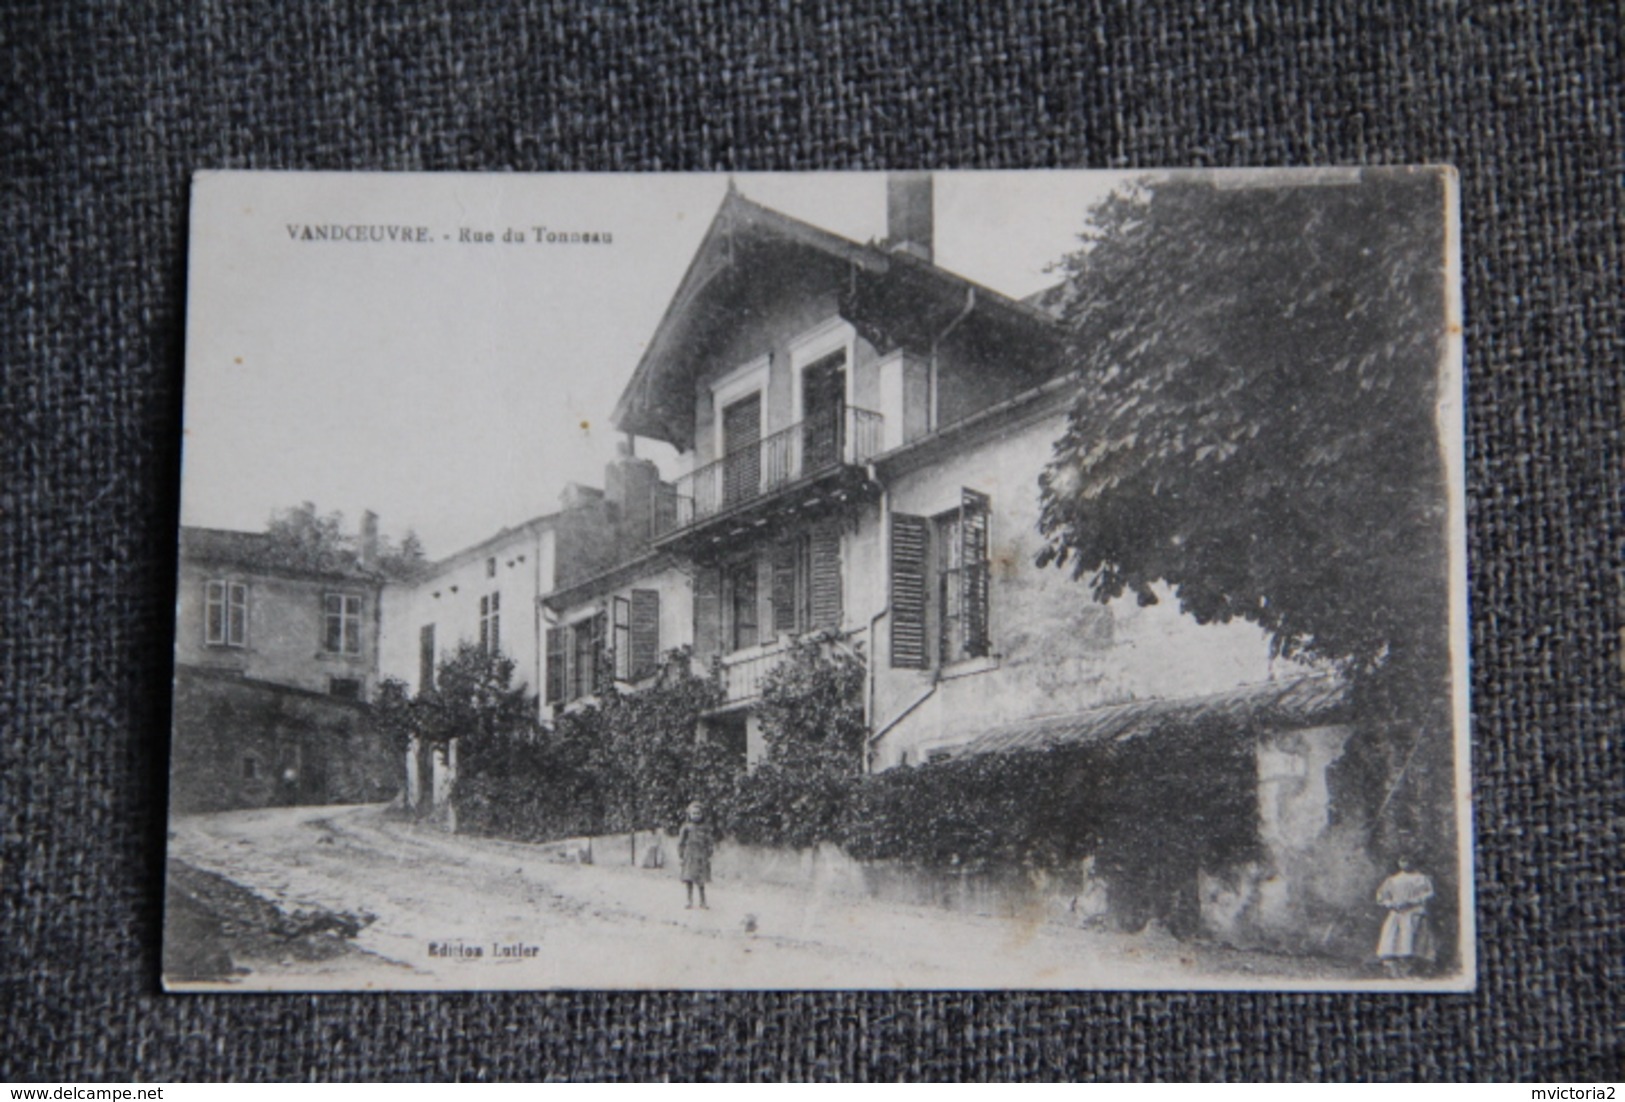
[164,168,1469,991]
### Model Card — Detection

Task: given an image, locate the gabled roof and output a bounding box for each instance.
[959,673,1350,758]
[611,186,1063,450]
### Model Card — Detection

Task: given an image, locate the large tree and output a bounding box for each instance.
[1036,169,1456,855]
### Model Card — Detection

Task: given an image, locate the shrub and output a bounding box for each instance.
[723,642,865,846]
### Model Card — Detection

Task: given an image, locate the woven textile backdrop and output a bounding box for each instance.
[3,0,1620,1081]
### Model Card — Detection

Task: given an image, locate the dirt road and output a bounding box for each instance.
[166,804,1358,991]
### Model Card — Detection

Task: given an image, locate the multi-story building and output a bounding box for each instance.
[606,175,1298,771]
[176,522,385,701]
[170,519,396,812]
[379,462,663,707]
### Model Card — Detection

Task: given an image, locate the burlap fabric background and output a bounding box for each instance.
[3,0,1619,1081]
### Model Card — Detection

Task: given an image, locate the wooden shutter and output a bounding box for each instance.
[809,522,843,631]
[960,488,991,658]
[612,596,632,681]
[770,538,798,635]
[630,588,660,679]
[592,611,610,694]
[890,514,929,668]
[693,564,722,659]
[721,395,761,507]
[545,625,567,705]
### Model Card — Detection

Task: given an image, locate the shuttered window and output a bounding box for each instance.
[809,522,842,631]
[768,524,840,637]
[771,537,801,636]
[545,625,567,705]
[936,489,992,663]
[630,588,661,680]
[890,514,929,668]
[612,596,632,681]
[592,611,610,694]
[894,490,992,668]
[721,395,762,507]
[960,489,991,658]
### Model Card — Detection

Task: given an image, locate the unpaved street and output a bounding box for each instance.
[168,804,1358,990]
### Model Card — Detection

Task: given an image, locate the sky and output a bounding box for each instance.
[181,170,1130,558]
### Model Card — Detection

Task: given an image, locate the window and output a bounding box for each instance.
[479,591,500,654]
[546,613,609,704]
[545,625,567,705]
[726,557,759,652]
[890,488,990,668]
[243,755,258,780]
[770,523,842,636]
[486,556,497,578]
[936,489,991,663]
[323,592,363,654]
[610,591,664,683]
[568,612,607,700]
[205,580,248,647]
[418,624,436,691]
[329,677,362,701]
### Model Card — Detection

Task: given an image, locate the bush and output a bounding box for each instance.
[737,709,1262,936]
[721,642,866,846]
[454,649,726,840]
[427,638,1263,937]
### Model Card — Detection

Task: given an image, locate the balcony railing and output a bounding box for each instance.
[717,630,864,706]
[718,642,789,705]
[660,406,883,538]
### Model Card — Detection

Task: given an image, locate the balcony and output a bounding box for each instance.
[715,630,864,708]
[654,406,884,551]
[717,642,789,706]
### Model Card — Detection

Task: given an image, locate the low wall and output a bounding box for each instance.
[516,723,1385,956]
[530,827,1111,927]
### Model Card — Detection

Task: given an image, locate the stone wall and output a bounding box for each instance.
[169,666,401,814]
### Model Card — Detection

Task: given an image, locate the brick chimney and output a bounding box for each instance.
[360,510,380,568]
[605,441,665,543]
[886,172,933,263]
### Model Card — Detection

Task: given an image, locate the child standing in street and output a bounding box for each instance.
[678,801,715,910]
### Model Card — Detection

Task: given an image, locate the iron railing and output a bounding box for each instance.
[661,406,883,537]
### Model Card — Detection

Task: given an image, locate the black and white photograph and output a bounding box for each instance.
[162,168,1468,991]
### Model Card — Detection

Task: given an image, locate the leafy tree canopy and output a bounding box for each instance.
[375,642,538,749]
[1037,170,1452,701]
[263,501,428,579]
[756,642,868,775]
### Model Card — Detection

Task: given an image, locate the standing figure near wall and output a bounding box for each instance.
[1375,856,1437,978]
